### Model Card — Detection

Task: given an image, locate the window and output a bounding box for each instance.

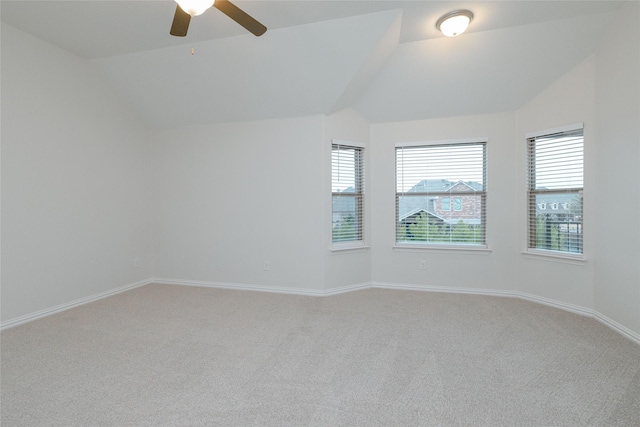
[442,197,462,212]
[527,125,583,254]
[396,140,487,246]
[332,142,364,244]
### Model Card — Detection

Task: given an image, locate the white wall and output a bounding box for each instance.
[370,112,519,292]
[515,55,596,309]
[1,25,153,322]
[152,116,327,292]
[593,2,640,334]
[323,108,372,291]
[153,108,374,294]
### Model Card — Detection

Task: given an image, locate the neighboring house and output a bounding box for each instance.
[531,192,583,253]
[398,179,483,226]
[533,193,581,221]
[332,186,357,224]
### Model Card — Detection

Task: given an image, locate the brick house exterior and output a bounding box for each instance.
[430,181,482,225]
[398,180,483,226]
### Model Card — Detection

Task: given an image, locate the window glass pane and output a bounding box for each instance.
[396,144,485,193]
[332,194,361,242]
[530,132,583,190]
[332,146,359,193]
[397,194,484,244]
[332,143,364,244]
[528,128,583,254]
[530,193,582,253]
[395,141,486,246]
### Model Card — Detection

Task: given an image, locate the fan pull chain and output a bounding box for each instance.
[191,47,195,55]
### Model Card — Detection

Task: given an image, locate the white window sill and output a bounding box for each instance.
[330,243,370,254]
[522,249,586,265]
[393,244,491,255]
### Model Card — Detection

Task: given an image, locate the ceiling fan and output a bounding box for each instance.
[170,0,267,37]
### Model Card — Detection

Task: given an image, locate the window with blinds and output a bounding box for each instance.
[527,126,583,254]
[395,140,487,246]
[332,142,364,244]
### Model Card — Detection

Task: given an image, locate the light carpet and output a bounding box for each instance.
[2,284,639,426]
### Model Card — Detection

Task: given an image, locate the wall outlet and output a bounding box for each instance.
[263,261,271,271]
[420,260,427,270]
[134,258,141,268]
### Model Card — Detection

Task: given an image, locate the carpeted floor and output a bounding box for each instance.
[2,284,639,426]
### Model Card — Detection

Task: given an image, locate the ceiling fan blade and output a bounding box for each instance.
[170,5,191,37]
[213,0,267,37]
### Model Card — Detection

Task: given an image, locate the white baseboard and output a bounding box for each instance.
[372,281,517,298]
[371,281,640,345]
[591,311,640,346]
[151,277,371,297]
[0,278,153,331]
[3,277,638,346]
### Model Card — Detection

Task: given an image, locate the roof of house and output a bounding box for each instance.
[533,193,581,215]
[399,208,481,226]
[398,195,435,221]
[399,208,444,222]
[405,179,483,193]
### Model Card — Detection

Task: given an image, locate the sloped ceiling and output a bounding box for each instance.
[91,10,403,127]
[355,11,618,122]
[0,1,626,127]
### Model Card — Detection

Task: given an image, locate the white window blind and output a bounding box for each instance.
[527,126,583,254]
[332,143,364,243]
[395,141,487,246]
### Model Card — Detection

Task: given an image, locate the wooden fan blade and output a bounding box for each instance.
[170,5,191,37]
[214,0,267,36]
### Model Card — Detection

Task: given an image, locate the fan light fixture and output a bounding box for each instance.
[436,10,474,37]
[176,0,214,17]
[170,0,267,37]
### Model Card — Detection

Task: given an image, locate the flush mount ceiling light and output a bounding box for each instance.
[436,10,474,37]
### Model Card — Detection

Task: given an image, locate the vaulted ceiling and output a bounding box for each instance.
[1,1,625,127]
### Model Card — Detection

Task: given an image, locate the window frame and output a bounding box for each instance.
[331,140,366,250]
[526,123,584,259]
[394,138,488,251]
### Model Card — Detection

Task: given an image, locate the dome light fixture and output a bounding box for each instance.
[436,10,474,37]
